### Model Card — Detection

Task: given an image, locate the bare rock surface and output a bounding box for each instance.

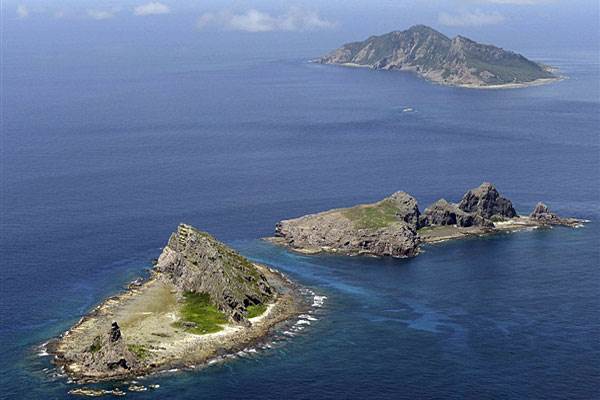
[457,182,517,220]
[529,202,583,227]
[58,322,138,380]
[274,192,421,258]
[420,198,492,228]
[155,224,274,324]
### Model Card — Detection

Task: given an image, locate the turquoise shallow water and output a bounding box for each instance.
[1,43,599,399]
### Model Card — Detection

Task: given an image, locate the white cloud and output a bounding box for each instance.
[87,9,116,20]
[197,7,336,32]
[438,10,505,27]
[16,4,29,18]
[133,2,170,16]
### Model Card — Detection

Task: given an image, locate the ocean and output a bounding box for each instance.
[1,36,599,399]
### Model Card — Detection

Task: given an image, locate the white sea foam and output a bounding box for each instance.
[37,342,50,357]
[312,295,327,307]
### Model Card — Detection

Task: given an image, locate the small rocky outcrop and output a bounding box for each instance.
[530,202,555,220]
[457,182,517,220]
[67,321,138,377]
[155,224,274,324]
[275,192,421,258]
[529,202,581,227]
[420,199,493,228]
[388,191,421,228]
[420,182,516,228]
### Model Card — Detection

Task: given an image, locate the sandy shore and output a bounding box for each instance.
[453,77,564,90]
[315,60,563,90]
[418,215,584,244]
[48,264,307,383]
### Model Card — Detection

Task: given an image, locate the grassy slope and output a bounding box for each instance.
[342,199,400,229]
[175,292,228,334]
[466,56,551,83]
[247,304,267,319]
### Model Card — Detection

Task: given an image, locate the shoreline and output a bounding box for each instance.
[264,236,419,259]
[46,264,309,384]
[315,60,564,90]
[266,215,586,258]
[451,76,564,90]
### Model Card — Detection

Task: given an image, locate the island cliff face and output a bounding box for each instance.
[420,182,516,228]
[50,224,303,382]
[316,25,557,88]
[155,225,274,324]
[275,191,421,258]
[270,183,584,258]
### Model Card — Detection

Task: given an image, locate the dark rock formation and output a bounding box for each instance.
[458,182,517,220]
[420,199,458,226]
[420,183,516,229]
[155,224,274,324]
[420,198,493,228]
[316,25,556,87]
[529,202,582,227]
[388,191,421,228]
[529,202,557,220]
[75,321,138,375]
[109,321,122,342]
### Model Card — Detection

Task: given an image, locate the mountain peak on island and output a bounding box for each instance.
[405,24,446,35]
[316,25,558,88]
[155,224,274,324]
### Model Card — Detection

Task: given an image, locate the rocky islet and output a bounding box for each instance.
[270,182,585,257]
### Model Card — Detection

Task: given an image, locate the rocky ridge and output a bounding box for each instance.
[155,224,274,324]
[315,25,557,88]
[421,182,516,228]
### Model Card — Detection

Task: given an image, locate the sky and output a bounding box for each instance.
[2,0,599,65]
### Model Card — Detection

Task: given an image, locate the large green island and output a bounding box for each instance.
[48,225,305,386]
[269,183,585,258]
[315,25,560,89]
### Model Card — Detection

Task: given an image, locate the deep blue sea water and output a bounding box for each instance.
[1,42,599,399]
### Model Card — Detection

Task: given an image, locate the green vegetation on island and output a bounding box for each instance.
[342,199,401,229]
[316,25,558,88]
[127,344,150,359]
[174,292,228,335]
[246,303,268,319]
